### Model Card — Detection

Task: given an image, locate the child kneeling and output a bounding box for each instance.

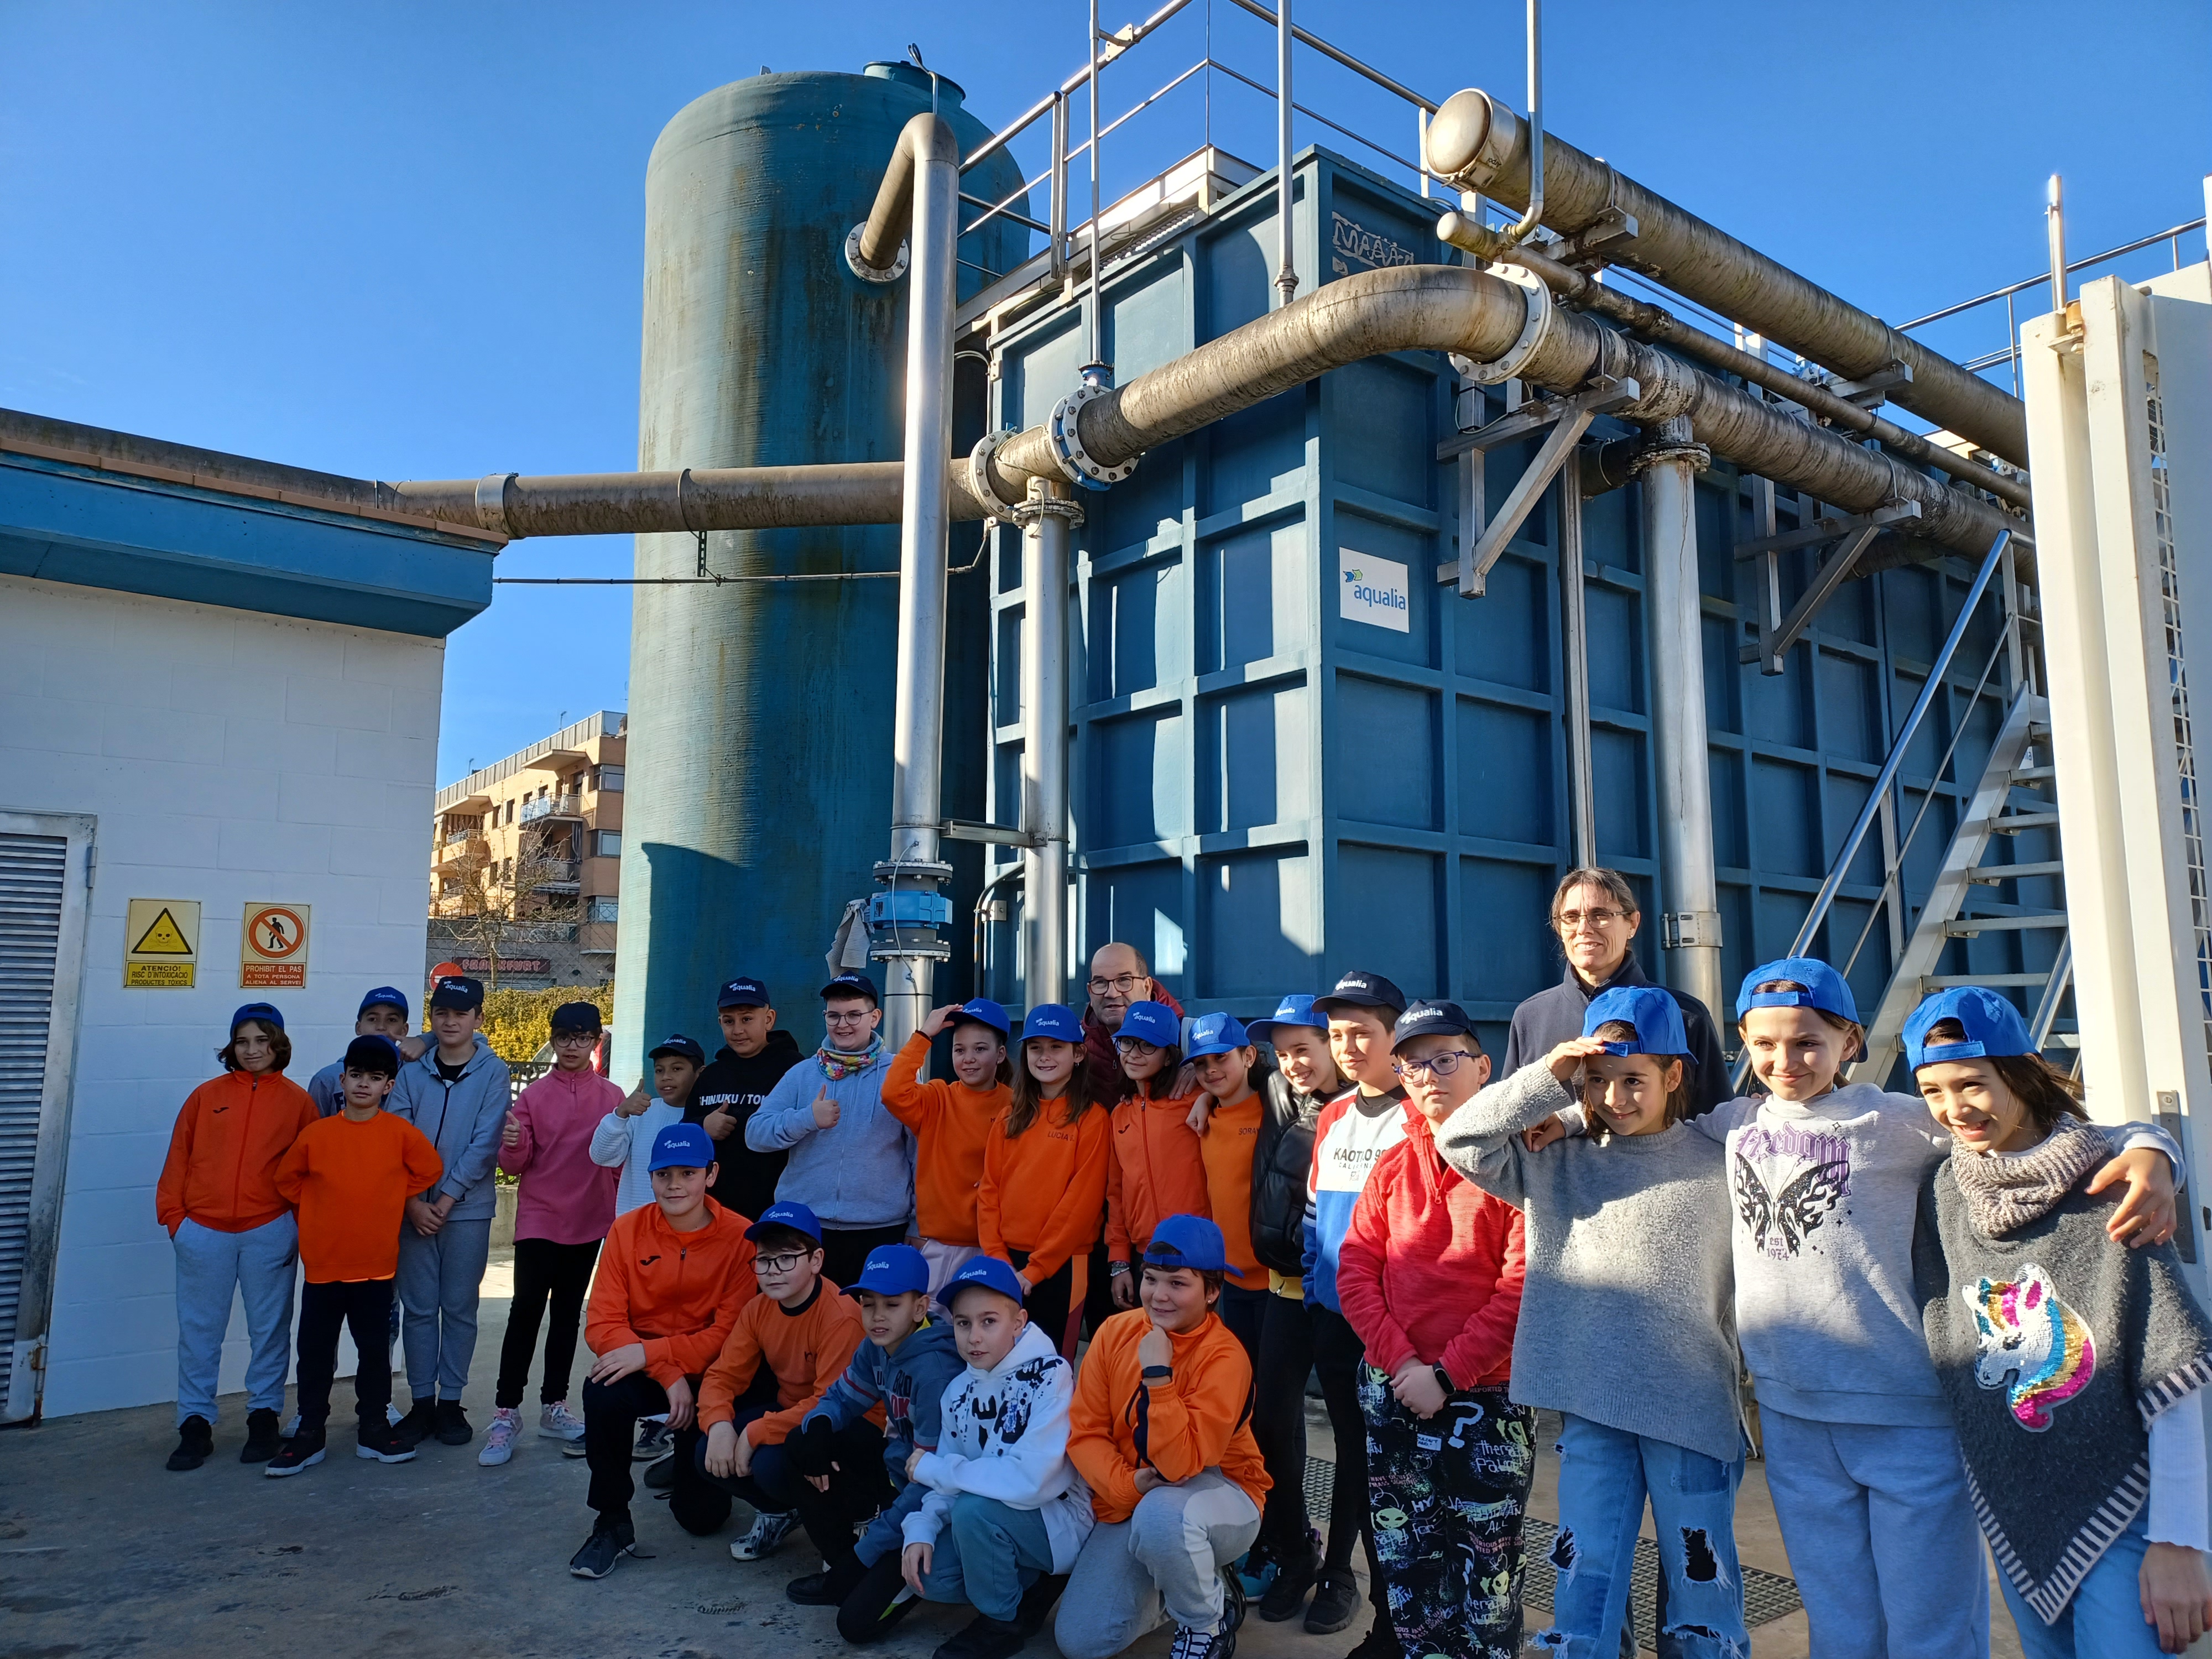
[1058,1216,1273,1659]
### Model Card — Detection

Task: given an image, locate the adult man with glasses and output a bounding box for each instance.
[1078,941,1183,1099]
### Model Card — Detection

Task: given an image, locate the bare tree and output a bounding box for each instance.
[435,825,581,991]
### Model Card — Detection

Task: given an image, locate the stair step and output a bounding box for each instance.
[1970,860,2067,883]
[1944,912,2069,935]
[1991,811,2061,834]
[1926,972,2052,988]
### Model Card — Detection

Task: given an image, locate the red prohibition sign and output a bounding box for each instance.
[249,907,306,958]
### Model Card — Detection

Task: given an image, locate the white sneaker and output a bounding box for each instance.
[538,1400,587,1442]
[478,1407,520,1466]
[729,1510,803,1561]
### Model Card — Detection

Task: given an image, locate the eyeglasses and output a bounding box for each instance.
[823,1009,874,1024]
[551,1030,597,1046]
[1089,973,1142,995]
[1113,1036,1162,1056]
[755,1251,813,1275]
[1391,1050,1480,1080]
[1557,907,1626,931]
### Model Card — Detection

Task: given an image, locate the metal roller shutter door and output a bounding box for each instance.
[0,830,66,1409]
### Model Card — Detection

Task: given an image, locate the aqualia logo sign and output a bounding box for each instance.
[1339,549,1410,633]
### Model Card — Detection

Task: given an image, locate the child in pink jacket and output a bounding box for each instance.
[483,1001,622,1466]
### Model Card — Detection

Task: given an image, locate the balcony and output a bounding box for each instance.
[532,859,580,893]
[520,793,583,824]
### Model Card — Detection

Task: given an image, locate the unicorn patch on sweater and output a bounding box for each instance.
[1964,1262,2098,1431]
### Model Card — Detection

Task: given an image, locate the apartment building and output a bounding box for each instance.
[429,711,625,989]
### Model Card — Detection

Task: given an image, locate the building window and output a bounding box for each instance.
[587,897,619,922]
[595,765,625,792]
[593,830,622,858]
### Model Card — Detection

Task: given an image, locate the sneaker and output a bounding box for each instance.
[240,1407,283,1464]
[1340,1620,1402,1659]
[357,1419,419,1464]
[562,1433,592,1459]
[166,1415,213,1472]
[1168,1615,1237,1659]
[836,1551,920,1645]
[933,1613,1030,1659]
[569,1515,637,1579]
[434,1399,473,1446]
[1258,1531,1322,1621]
[632,1417,671,1460]
[787,1554,868,1606]
[1305,1567,1361,1636]
[479,1407,521,1466]
[394,1397,437,1448]
[642,1452,676,1491]
[264,1430,328,1478]
[729,1509,804,1561]
[539,1399,587,1442]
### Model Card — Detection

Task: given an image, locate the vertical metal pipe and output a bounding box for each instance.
[1558,447,1595,867]
[2046,174,2068,316]
[1500,0,1543,247]
[1050,92,1068,280]
[1418,107,1430,200]
[883,114,960,1050]
[1086,0,1104,368]
[1274,0,1297,304]
[1639,419,1725,1020]
[1021,479,1075,1008]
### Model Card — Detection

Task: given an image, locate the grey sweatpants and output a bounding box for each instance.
[396,1217,492,1401]
[1055,1471,1262,1659]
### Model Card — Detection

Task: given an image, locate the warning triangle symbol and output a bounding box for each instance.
[132,909,193,955]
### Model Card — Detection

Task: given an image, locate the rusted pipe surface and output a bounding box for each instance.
[855,113,959,274]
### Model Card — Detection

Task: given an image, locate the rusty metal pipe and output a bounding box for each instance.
[854,113,959,275]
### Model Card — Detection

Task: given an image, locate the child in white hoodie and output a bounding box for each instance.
[900,1255,1092,1659]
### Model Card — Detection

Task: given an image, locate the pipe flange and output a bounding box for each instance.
[967,429,1027,518]
[1047,381,1139,491]
[1011,491,1086,529]
[844,223,909,284]
[1454,272,1554,386]
[474,473,517,537]
[1626,438,1713,478]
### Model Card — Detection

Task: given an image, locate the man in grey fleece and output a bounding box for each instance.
[387,974,511,1448]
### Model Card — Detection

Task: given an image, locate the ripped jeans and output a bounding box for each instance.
[1538,1413,1747,1659]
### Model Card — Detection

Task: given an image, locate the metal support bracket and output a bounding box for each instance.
[1738,500,1921,674]
[1814,359,1913,409]
[1661,910,1724,949]
[1550,203,1641,268]
[1433,377,1639,598]
[942,818,1045,848]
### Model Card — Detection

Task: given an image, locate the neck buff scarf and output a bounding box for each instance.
[1948,1111,2108,1237]
[817,1033,884,1081]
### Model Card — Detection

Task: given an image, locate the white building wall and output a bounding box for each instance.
[0,572,443,1417]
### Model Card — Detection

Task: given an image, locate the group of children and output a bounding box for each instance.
[155,895,2212,1659]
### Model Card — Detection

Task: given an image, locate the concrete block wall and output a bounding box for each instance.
[0,573,444,1417]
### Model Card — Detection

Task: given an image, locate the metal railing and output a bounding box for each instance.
[519,792,582,823]
[533,859,578,883]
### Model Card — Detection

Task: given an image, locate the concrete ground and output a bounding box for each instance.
[0,1249,2030,1659]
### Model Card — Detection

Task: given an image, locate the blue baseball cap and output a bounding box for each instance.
[357,986,409,1019]
[848,1244,931,1298]
[648,1033,706,1064]
[1905,986,2036,1071]
[1315,968,1407,1018]
[429,974,484,1012]
[1392,999,1480,1052]
[648,1121,716,1172]
[1249,994,1326,1045]
[747,1200,823,1243]
[1736,956,1866,1061]
[946,998,1010,1036]
[718,976,771,1009]
[938,1253,1026,1311]
[1021,1003,1083,1045]
[821,971,880,1004]
[1185,1011,1252,1059]
[231,1001,284,1033]
[1583,985,1691,1058]
[1143,1214,1230,1274]
[1115,1001,1181,1049]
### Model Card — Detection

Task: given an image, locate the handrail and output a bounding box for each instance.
[1896,216,2208,331]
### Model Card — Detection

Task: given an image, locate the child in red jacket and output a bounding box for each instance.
[1337,1001,1528,1659]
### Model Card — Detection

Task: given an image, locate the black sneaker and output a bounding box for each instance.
[835,1550,921,1646]
[1305,1568,1360,1636]
[356,1418,419,1464]
[433,1399,473,1446]
[1168,1616,1237,1659]
[568,1515,637,1579]
[1258,1532,1322,1621]
[641,1452,676,1491]
[239,1407,283,1464]
[787,1554,869,1606]
[1341,1619,1402,1659]
[932,1613,1029,1659]
[1013,1572,1068,1637]
[264,1430,328,1478]
[394,1397,437,1447]
[632,1418,671,1461]
[167,1415,213,1472]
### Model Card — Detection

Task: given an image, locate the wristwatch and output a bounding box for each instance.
[1432,1364,1455,1397]
[1141,1364,1173,1384]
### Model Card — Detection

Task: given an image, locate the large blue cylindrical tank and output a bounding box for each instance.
[614,62,1026,1077]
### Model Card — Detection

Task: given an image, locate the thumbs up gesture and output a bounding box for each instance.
[501,1109,522,1149]
[810,1087,841,1130]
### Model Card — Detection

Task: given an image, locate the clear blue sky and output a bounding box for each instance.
[6,1,2205,786]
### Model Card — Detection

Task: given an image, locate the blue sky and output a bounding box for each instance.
[5,1,2205,785]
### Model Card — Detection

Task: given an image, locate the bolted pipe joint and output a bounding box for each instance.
[1627,415,1710,479]
[851,112,960,279]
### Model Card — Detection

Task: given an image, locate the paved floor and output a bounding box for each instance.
[0,1250,2031,1658]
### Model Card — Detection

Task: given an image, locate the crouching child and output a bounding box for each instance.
[898,1255,1094,1659]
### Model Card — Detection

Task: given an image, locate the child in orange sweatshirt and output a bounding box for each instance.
[975,1003,1110,1357]
[1185,1013,1269,1365]
[1060,1214,1272,1659]
[1105,1002,1211,1310]
[883,999,1012,1293]
[266,1036,444,1477]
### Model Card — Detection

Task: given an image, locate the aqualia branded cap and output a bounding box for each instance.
[1391,999,1479,1052]
[342,1034,401,1077]
[820,971,880,1004]
[1020,1003,1083,1046]
[946,998,1010,1036]
[1904,985,2036,1071]
[1248,994,1327,1045]
[747,1200,824,1243]
[718,976,771,1009]
[231,1001,285,1034]
[357,986,409,1019]
[848,1244,931,1298]
[1582,985,1692,1058]
[1314,968,1407,1017]
[648,1033,706,1064]
[648,1121,716,1172]
[1143,1214,1230,1274]
[1736,956,1866,1061]
[938,1253,1027,1310]
[550,1000,604,1035]
[429,974,485,1012]
[1115,1001,1182,1049]
[1183,1011,1252,1059]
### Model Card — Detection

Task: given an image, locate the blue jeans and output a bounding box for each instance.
[172,1213,298,1426]
[2001,1511,2168,1659]
[395,1217,491,1400]
[1541,1413,1749,1659]
[923,1493,1057,1622]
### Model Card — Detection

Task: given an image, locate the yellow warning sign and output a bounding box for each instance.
[241,902,311,989]
[124,898,201,989]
